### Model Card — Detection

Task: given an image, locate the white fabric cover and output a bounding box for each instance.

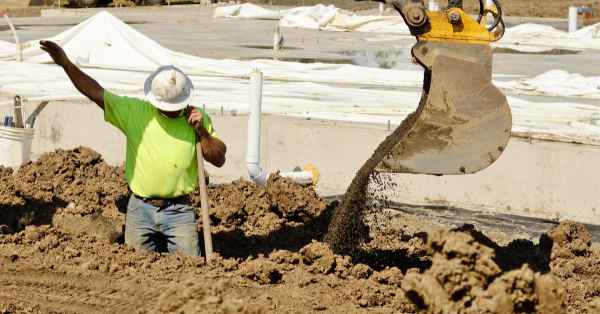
[498,70,600,99]
[214,4,600,51]
[215,4,410,34]
[214,3,287,20]
[496,22,600,51]
[0,11,598,145]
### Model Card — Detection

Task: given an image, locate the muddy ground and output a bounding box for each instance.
[0,147,599,313]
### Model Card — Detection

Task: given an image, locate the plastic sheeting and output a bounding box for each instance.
[215,4,410,34]
[214,4,600,51]
[498,70,600,99]
[0,11,421,88]
[1,58,598,146]
[214,3,288,20]
[0,11,599,145]
[0,40,14,55]
[495,23,600,51]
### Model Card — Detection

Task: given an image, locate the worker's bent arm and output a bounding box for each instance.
[201,136,227,168]
[61,61,105,109]
[40,40,105,109]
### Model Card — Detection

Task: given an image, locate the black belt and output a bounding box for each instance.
[132,193,192,208]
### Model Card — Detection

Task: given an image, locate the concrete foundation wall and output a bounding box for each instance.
[27,100,600,225]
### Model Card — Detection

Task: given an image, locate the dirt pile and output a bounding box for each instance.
[545,221,600,313]
[15,147,128,216]
[0,147,128,233]
[1,148,599,313]
[198,174,328,237]
[402,230,565,313]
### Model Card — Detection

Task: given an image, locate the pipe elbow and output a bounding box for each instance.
[247,163,269,186]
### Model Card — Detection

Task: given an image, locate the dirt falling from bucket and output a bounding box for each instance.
[325,111,420,254]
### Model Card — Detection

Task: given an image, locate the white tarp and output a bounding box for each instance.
[497,70,600,99]
[495,23,600,51]
[0,40,14,54]
[213,3,286,20]
[214,4,410,34]
[0,11,421,88]
[0,11,599,145]
[214,4,600,51]
[2,59,598,145]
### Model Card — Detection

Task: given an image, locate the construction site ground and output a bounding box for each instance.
[1,147,600,313]
[1,3,600,314]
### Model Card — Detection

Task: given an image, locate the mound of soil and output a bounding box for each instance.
[0,148,599,313]
[0,147,128,234]
[402,230,565,313]
[197,174,328,237]
[15,147,128,216]
[545,221,600,313]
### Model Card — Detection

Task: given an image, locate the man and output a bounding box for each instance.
[40,40,226,256]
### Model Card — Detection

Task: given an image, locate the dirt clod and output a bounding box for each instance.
[546,220,592,258]
[239,258,283,284]
[373,267,404,286]
[300,241,337,274]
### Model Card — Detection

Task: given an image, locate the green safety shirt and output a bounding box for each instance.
[104,91,217,198]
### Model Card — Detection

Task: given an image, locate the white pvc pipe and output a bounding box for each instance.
[379,3,384,16]
[245,70,315,186]
[569,7,579,33]
[2,14,22,62]
[279,171,314,185]
[246,69,269,185]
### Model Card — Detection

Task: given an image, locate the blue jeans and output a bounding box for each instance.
[124,195,199,256]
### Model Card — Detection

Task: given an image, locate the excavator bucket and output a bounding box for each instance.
[374,0,511,175]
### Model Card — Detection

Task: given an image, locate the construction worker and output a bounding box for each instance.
[39,40,226,256]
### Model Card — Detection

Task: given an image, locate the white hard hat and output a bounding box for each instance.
[144,65,193,112]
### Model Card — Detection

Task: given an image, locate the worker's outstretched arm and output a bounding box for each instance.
[187,109,227,168]
[40,40,105,109]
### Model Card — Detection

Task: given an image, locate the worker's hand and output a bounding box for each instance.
[186,107,211,138]
[0,9,7,16]
[40,40,69,67]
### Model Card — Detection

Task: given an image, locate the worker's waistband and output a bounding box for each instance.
[131,193,192,209]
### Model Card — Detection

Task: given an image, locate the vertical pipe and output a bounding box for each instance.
[569,7,579,33]
[245,70,315,186]
[379,3,384,16]
[2,14,22,62]
[247,69,263,174]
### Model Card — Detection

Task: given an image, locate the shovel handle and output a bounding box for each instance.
[196,141,214,262]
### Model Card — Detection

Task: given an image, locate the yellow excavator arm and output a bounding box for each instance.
[370,0,511,175]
